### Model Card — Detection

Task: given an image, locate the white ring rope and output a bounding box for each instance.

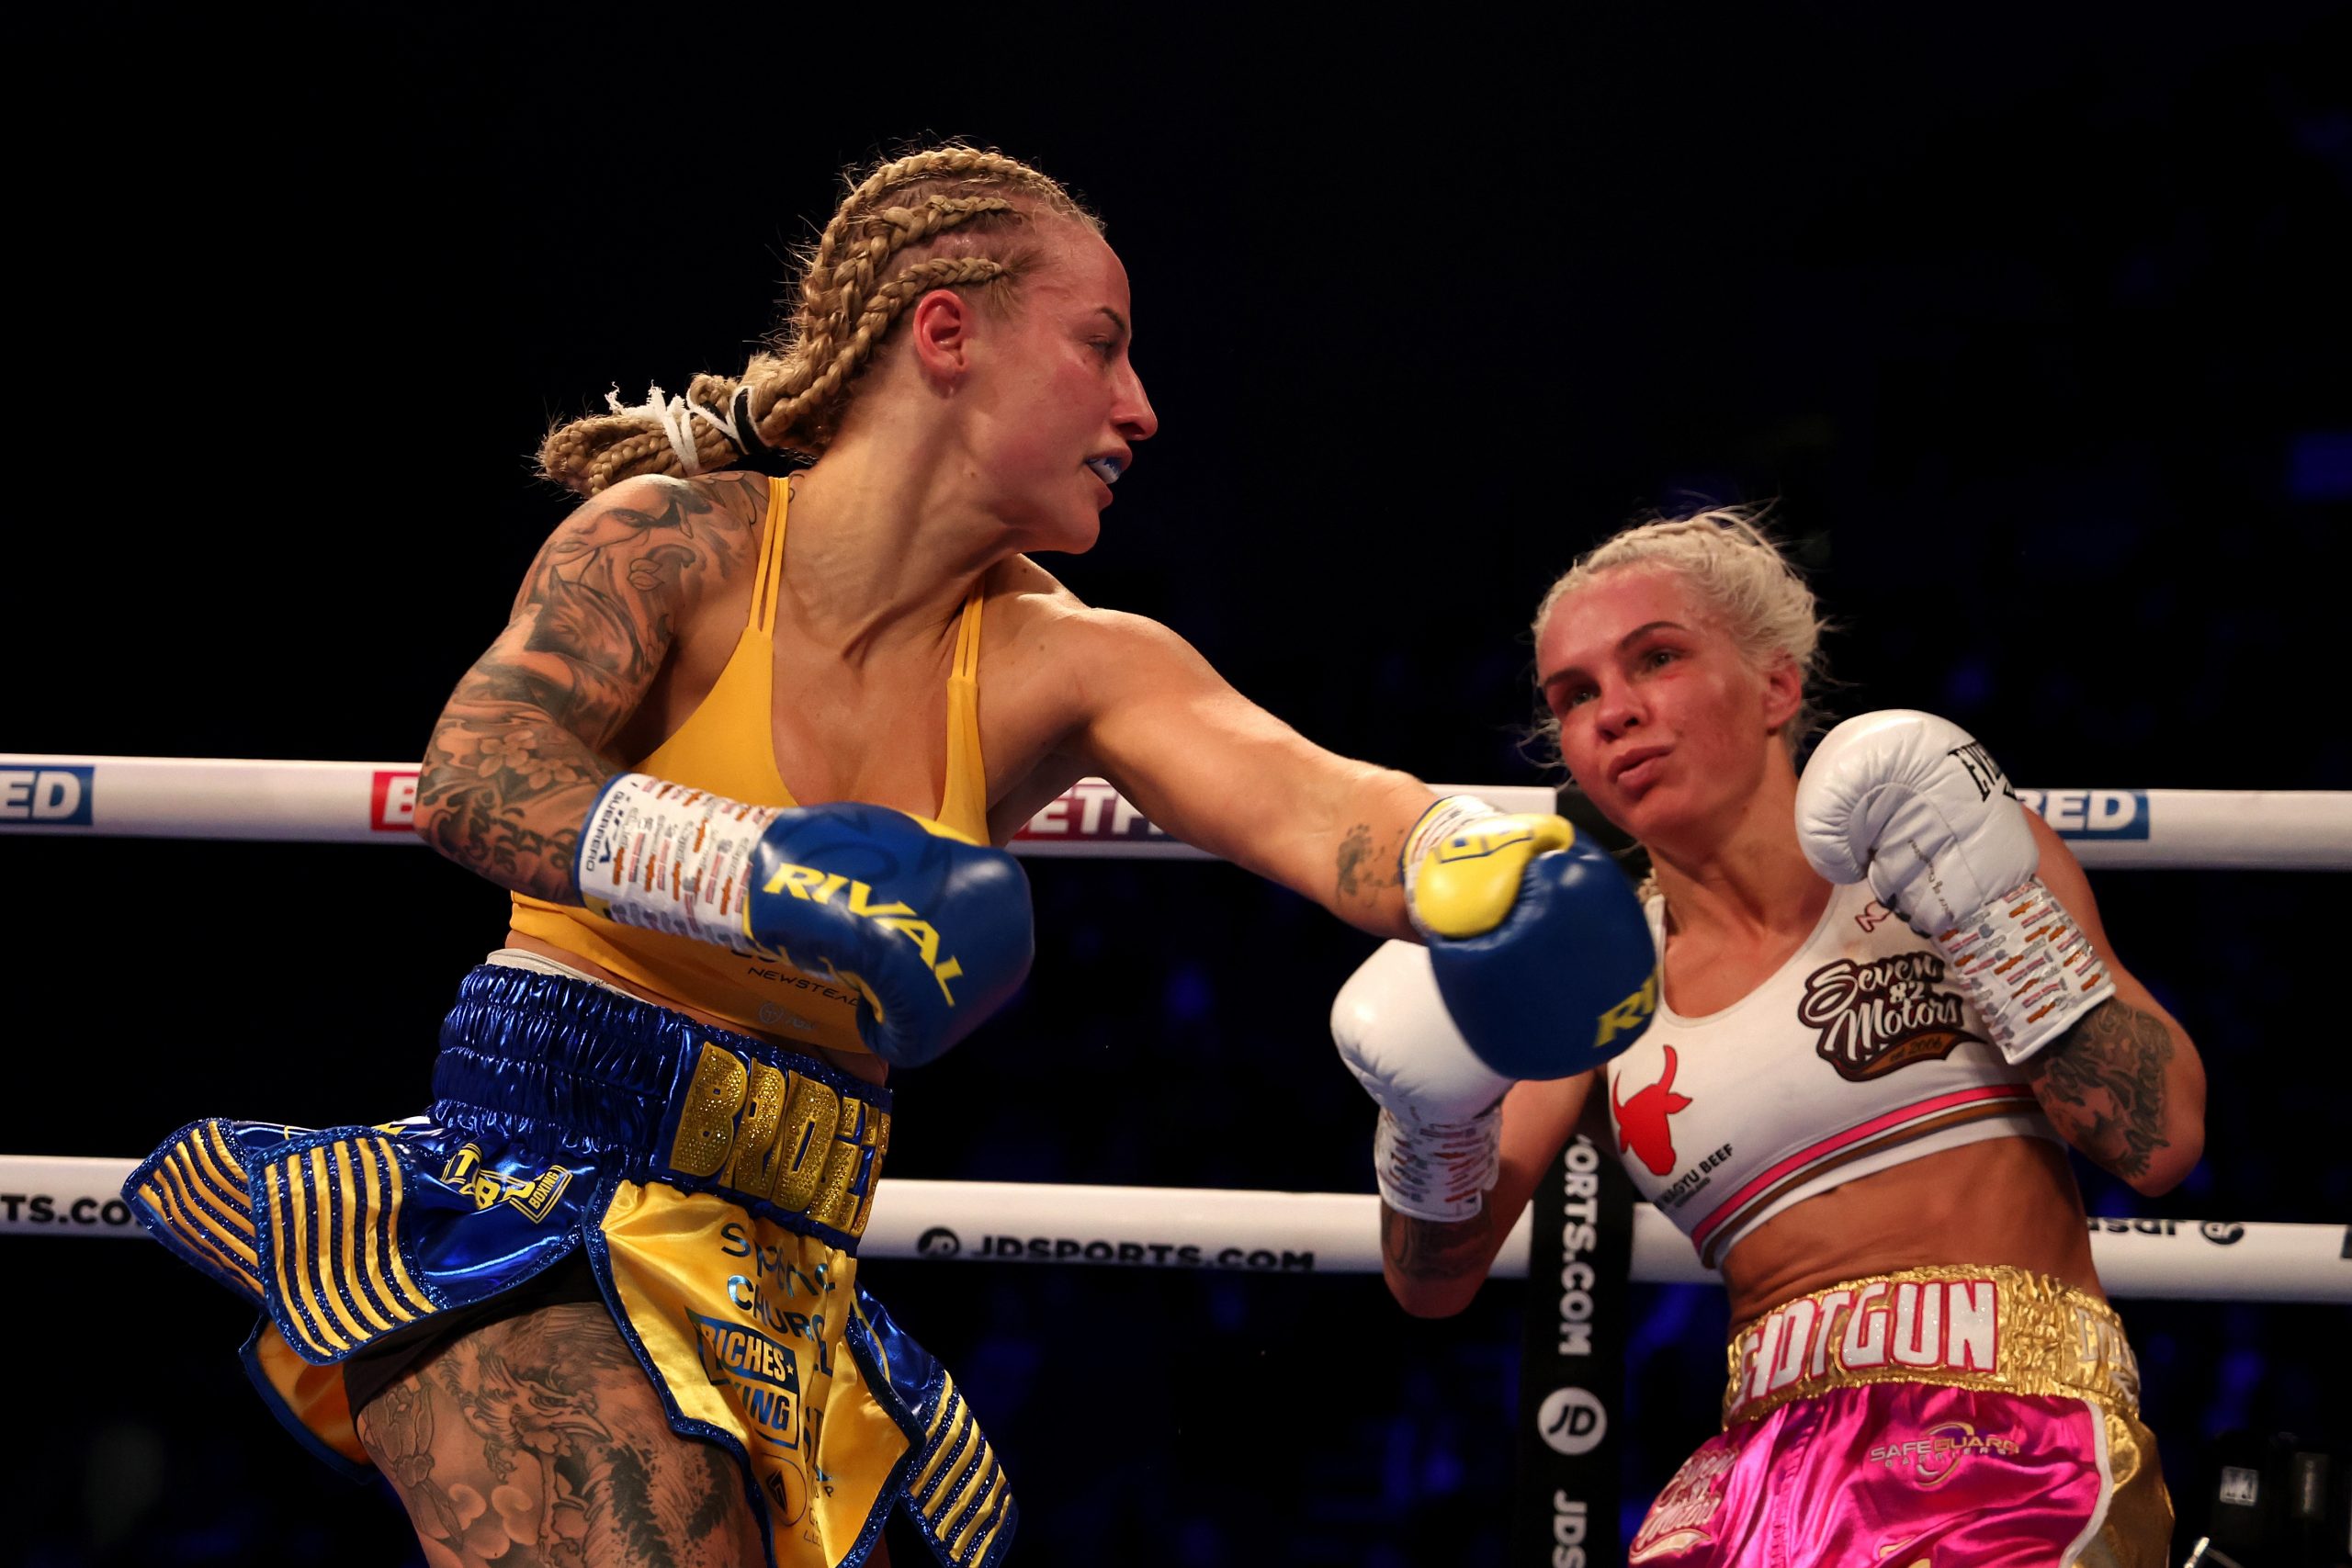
[5,754,2349,869]
[4,1156,2344,1303]
[6,756,2346,1307]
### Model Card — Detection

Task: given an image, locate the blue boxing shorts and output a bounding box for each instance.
[122,964,1014,1568]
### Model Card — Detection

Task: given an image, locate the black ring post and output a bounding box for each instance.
[1511,1129,1634,1564]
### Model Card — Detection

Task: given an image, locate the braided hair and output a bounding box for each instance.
[539,143,1101,496]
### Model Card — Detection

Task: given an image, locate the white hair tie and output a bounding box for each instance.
[605,383,705,476]
[683,388,754,455]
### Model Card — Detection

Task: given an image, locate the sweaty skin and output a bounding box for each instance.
[392,215,1443,1568]
[1379,565,2204,1325]
[1384,820,2192,1325]
[420,228,1434,1094]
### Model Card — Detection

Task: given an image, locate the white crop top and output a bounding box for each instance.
[1603,881,2058,1270]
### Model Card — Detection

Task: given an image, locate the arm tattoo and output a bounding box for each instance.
[2025,998,2174,1181]
[1336,824,1374,899]
[418,476,759,902]
[1336,820,1403,904]
[1381,1201,1492,1285]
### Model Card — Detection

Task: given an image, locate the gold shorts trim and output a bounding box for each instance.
[1722,1263,2141,1427]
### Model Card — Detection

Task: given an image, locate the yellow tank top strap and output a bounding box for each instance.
[629,474,794,801]
[510,475,991,1043]
[933,589,990,845]
[751,472,790,634]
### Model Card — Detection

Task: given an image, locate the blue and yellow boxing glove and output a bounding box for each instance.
[576,774,1033,1066]
[1401,795,1657,1078]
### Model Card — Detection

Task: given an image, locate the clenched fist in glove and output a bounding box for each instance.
[576,773,1033,1067]
[1400,795,1658,1081]
[1794,710,2112,1062]
[1332,940,1518,1223]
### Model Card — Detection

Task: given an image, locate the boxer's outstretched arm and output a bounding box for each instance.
[413,474,763,901]
[1065,609,1436,937]
[2015,814,2208,1194]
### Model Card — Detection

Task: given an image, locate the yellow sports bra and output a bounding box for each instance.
[509,475,991,1052]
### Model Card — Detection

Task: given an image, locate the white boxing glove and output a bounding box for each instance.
[1332,940,1512,1223]
[1795,709,2113,1063]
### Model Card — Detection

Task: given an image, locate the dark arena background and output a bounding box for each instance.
[5,6,2347,1565]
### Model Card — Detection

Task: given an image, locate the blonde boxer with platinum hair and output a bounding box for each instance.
[1529,509,1832,764]
[1336,506,2205,1565]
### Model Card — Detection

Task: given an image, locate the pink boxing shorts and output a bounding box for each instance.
[1630,1266,2172,1567]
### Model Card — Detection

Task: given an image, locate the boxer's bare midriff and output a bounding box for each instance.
[503,928,889,1088]
[1721,1134,2100,1332]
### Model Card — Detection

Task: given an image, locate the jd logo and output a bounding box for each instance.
[1537,1387,1608,1456]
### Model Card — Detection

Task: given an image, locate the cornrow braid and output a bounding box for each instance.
[788,195,1019,396]
[539,143,1099,497]
[804,146,1086,298]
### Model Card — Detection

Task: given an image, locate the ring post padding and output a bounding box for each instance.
[5,756,2346,869]
[9,1156,2345,1303]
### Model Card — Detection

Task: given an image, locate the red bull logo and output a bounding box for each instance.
[1611,1044,1693,1178]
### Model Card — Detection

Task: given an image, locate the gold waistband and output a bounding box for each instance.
[658,1040,891,1244]
[1722,1264,2139,1427]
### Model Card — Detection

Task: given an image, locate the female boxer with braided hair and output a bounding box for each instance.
[125,144,1656,1567]
[1334,510,2208,1565]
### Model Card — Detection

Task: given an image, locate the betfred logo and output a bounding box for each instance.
[2015,788,2151,840]
[0,766,93,826]
[1016,778,1167,841]
[370,769,419,831]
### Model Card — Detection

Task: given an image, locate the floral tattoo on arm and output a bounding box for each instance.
[2025,998,2175,1181]
[417,475,761,901]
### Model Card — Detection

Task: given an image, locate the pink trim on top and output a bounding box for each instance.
[1690,1083,2039,1252]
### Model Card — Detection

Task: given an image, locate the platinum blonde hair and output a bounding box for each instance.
[1529,506,1832,766]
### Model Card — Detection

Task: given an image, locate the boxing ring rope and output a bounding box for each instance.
[5,754,2350,869]
[6,753,2349,1306]
[6,1155,2345,1303]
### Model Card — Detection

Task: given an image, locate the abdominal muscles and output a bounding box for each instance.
[1719,1135,2098,1331]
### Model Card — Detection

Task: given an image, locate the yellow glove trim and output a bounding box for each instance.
[1412,814,1576,939]
[833,966,887,1025]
